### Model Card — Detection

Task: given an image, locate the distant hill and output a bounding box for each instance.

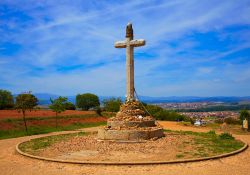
[24,93,250,105]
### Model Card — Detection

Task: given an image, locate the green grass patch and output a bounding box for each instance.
[0,121,106,140]
[176,153,185,158]
[165,130,245,158]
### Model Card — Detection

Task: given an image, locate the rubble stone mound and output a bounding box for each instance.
[98,100,164,142]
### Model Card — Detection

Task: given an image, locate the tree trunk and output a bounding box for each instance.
[22,110,28,134]
[56,112,58,128]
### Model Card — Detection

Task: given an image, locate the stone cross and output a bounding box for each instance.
[114,23,146,101]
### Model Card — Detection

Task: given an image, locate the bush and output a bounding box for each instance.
[207,130,216,135]
[224,117,241,125]
[146,104,185,121]
[103,98,122,112]
[76,93,100,110]
[214,118,224,124]
[190,118,195,125]
[240,110,250,121]
[219,132,234,140]
[64,102,76,110]
[95,106,102,116]
[0,89,14,109]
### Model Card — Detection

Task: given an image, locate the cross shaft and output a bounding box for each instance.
[114,23,146,101]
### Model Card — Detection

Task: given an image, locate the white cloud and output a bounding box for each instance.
[1,0,250,96]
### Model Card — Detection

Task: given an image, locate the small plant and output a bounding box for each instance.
[219,132,234,140]
[207,130,216,135]
[102,97,122,112]
[49,96,67,128]
[95,106,102,116]
[190,118,195,125]
[176,153,184,158]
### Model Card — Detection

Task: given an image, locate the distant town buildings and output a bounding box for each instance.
[155,102,239,119]
[156,102,222,110]
[179,111,238,119]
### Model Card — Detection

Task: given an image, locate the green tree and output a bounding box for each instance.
[49,96,67,128]
[15,93,38,133]
[103,98,122,112]
[146,104,185,121]
[0,89,14,109]
[76,93,100,110]
[64,102,76,110]
[240,109,250,121]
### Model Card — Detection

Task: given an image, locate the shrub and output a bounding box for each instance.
[219,133,234,140]
[95,106,102,116]
[207,130,216,135]
[103,98,122,112]
[190,118,195,125]
[64,102,76,110]
[214,118,224,124]
[224,117,241,125]
[146,104,185,121]
[240,110,250,121]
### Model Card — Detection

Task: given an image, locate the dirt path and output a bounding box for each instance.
[0,121,249,175]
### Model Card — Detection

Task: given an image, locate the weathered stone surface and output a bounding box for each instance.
[107,120,156,128]
[97,127,164,141]
[97,23,163,141]
[109,101,153,121]
[114,23,145,102]
[97,100,164,141]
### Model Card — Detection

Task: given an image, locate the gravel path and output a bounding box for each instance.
[0,122,250,175]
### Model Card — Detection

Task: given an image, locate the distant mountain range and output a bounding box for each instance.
[25,93,250,105]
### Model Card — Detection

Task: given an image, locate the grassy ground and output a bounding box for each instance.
[165,130,245,158]
[19,130,245,160]
[178,121,249,135]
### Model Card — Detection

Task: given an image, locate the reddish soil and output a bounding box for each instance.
[0,122,13,130]
[0,110,96,119]
[0,110,107,130]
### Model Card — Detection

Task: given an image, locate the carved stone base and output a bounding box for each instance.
[107,120,156,128]
[97,127,164,141]
[97,100,164,142]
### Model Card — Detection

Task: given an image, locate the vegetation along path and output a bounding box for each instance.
[0,121,249,175]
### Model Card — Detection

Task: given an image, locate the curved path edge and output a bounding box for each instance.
[16,138,248,165]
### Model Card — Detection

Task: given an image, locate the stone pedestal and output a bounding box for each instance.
[97,101,164,142]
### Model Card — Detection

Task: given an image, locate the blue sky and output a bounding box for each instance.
[0,0,250,97]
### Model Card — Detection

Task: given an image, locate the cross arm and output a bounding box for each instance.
[129,39,145,47]
[114,41,127,48]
